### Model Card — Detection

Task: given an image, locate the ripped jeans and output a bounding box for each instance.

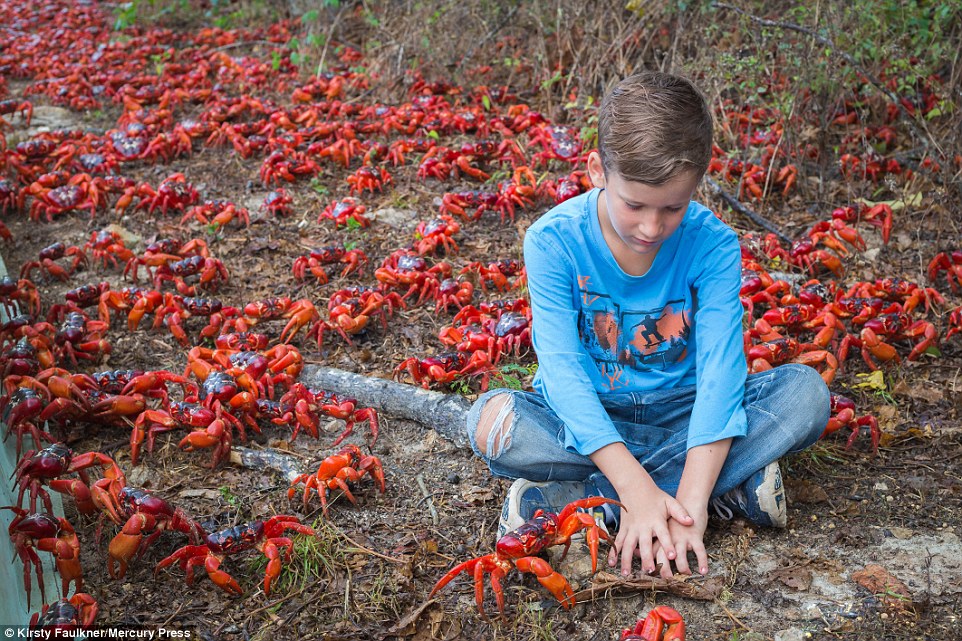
[465,364,830,499]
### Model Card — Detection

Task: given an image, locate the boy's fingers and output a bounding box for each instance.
[667,499,693,525]
[621,537,639,576]
[655,547,673,580]
[652,523,676,566]
[693,541,709,575]
[673,541,692,576]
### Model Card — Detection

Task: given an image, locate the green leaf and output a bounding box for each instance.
[301,9,319,23]
[924,345,942,357]
[481,94,491,111]
[426,130,440,140]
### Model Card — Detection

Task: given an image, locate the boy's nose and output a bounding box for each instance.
[636,215,662,238]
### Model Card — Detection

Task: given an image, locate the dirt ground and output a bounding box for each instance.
[3,4,962,640]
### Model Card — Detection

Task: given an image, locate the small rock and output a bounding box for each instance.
[774,628,808,641]
[446,472,461,484]
[873,482,888,491]
[372,206,419,229]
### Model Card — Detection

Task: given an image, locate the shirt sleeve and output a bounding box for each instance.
[524,231,624,455]
[686,227,748,449]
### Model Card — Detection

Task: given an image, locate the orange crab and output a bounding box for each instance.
[431,496,623,617]
[287,444,386,514]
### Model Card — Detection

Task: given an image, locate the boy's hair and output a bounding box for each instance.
[597,71,713,185]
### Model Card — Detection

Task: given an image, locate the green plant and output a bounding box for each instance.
[309,177,329,195]
[248,519,348,593]
[218,485,240,507]
[487,363,539,391]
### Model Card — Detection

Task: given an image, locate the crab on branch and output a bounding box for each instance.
[279,382,379,447]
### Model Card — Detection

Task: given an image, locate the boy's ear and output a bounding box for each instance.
[586,151,606,189]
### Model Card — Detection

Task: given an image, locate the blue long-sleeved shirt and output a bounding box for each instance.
[523,188,747,455]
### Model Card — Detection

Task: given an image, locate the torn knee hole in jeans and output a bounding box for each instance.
[477,396,515,458]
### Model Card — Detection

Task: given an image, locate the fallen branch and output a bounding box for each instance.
[573,570,726,603]
[299,365,471,447]
[704,176,792,243]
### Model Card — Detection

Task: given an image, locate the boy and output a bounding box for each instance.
[465,71,830,580]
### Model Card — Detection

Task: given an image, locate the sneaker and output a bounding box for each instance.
[710,461,787,528]
[497,478,614,540]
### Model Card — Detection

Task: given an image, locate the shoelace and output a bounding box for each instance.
[709,496,735,520]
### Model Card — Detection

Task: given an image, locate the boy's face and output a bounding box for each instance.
[587,151,698,262]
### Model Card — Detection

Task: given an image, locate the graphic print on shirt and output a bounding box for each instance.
[576,284,692,389]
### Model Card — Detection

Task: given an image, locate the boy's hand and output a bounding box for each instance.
[651,507,709,579]
[606,481,693,577]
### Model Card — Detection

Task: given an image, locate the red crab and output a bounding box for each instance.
[24,174,103,222]
[292,246,369,284]
[927,250,962,293]
[317,197,370,228]
[287,444,386,514]
[123,237,210,283]
[30,593,98,631]
[98,287,165,330]
[822,394,880,452]
[319,288,405,345]
[259,150,319,185]
[20,242,88,282]
[137,173,199,215]
[460,259,526,292]
[528,124,585,166]
[947,307,962,342]
[430,497,623,616]
[84,229,135,270]
[5,507,82,608]
[414,214,461,256]
[851,312,939,368]
[186,199,251,228]
[434,277,475,312]
[280,382,379,447]
[374,250,450,303]
[130,401,218,464]
[263,188,293,216]
[393,350,495,389]
[155,515,315,596]
[0,98,33,126]
[153,295,241,346]
[153,254,230,295]
[105,486,205,579]
[1,275,42,317]
[621,607,686,641]
[347,165,392,194]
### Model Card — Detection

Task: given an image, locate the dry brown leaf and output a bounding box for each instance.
[460,485,496,504]
[852,564,914,614]
[769,564,813,591]
[790,478,829,504]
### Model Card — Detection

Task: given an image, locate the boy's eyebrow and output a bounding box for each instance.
[621,195,689,208]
